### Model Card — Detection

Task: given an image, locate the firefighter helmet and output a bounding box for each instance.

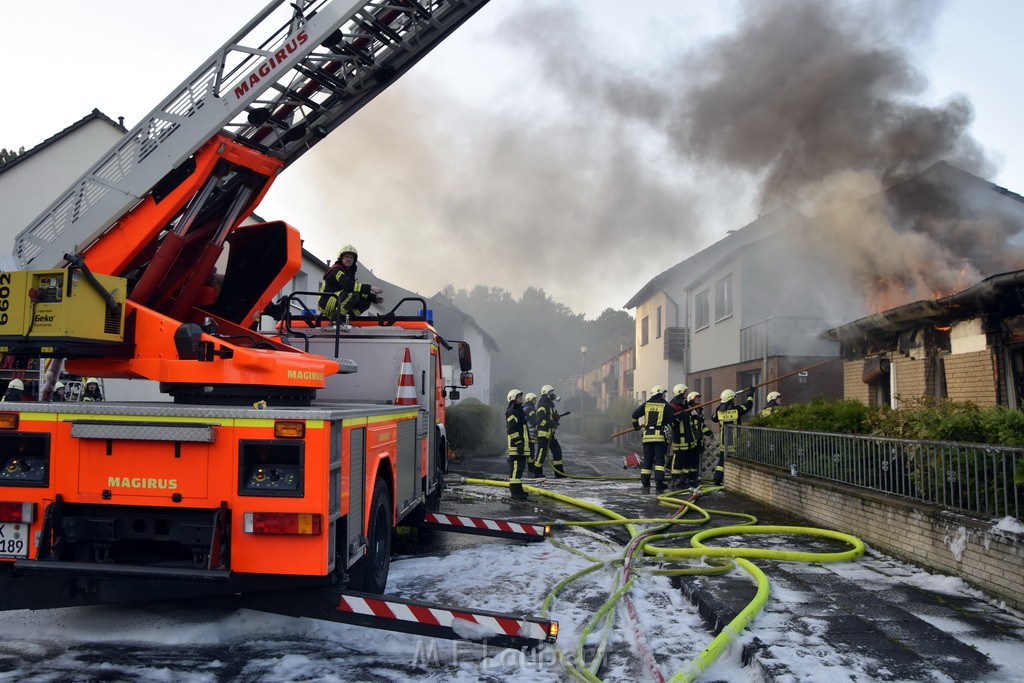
[7,379,24,391]
[338,245,358,260]
[541,384,555,396]
[673,383,688,396]
[767,391,781,402]
[524,392,537,402]
[720,389,735,403]
[86,377,99,388]
[687,391,701,403]
[506,388,523,402]
[651,385,666,397]
[54,382,65,391]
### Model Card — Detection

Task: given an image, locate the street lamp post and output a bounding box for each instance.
[580,345,587,436]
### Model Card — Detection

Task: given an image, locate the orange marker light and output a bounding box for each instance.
[0,413,19,430]
[274,421,305,439]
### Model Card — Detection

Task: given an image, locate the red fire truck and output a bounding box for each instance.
[0,0,555,648]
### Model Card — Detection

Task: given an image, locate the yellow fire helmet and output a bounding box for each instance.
[720,389,736,403]
[506,388,523,402]
[524,392,537,402]
[767,391,782,402]
[651,385,667,396]
[338,244,358,260]
[673,383,688,396]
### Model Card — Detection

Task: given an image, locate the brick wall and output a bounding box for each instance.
[891,353,932,402]
[944,350,997,406]
[843,360,871,404]
[730,459,1024,612]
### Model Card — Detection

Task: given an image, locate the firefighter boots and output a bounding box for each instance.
[510,483,529,500]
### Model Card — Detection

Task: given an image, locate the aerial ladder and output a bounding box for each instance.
[4,0,489,405]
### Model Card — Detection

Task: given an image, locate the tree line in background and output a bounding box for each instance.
[439,284,633,406]
[0,147,26,165]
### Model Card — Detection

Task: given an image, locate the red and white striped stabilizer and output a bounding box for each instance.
[418,511,549,542]
[337,592,557,647]
[395,347,417,406]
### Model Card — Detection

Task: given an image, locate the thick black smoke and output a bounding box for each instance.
[295,0,1022,322]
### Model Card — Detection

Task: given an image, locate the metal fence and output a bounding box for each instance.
[732,425,1022,520]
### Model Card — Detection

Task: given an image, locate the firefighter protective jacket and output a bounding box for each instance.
[506,401,529,456]
[631,394,673,444]
[318,262,374,318]
[712,395,754,451]
[669,394,696,449]
[523,400,538,442]
[536,395,558,439]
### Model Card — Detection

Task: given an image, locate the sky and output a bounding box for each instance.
[1,0,1022,318]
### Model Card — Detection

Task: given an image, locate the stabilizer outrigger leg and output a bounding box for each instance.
[238,588,558,649]
[403,511,550,543]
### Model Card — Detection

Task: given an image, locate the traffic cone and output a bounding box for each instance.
[396,347,417,405]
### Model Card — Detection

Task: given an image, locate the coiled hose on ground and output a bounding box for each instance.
[461,476,865,682]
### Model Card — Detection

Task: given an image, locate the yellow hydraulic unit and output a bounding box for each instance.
[0,269,129,358]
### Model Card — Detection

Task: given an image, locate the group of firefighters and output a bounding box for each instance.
[631,384,781,492]
[503,382,783,498]
[0,378,104,403]
[504,385,567,500]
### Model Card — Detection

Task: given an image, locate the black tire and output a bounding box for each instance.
[425,465,444,512]
[356,478,392,594]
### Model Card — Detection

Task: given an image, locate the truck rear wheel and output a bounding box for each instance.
[355,478,392,594]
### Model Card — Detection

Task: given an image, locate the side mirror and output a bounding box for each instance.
[448,389,460,400]
[457,341,472,373]
[460,371,474,387]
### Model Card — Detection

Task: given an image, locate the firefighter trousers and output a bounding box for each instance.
[535,436,566,477]
[507,454,528,499]
[641,442,668,489]
[671,446,701,485]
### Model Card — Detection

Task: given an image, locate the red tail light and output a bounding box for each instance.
[243,511,321,535]
[0,502,35,523]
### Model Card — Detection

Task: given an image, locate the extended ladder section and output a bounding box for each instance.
[13,0,489,272]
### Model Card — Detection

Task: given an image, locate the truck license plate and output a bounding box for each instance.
[0,523,28,558]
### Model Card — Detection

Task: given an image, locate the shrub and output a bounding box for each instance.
[753,396,1024,447]
[445,398,499,457]
[749,398,875,434]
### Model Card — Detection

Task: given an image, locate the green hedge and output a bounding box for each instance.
[750,397,1024,447]
[445,398,499,457]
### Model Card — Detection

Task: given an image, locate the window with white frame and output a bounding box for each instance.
[715,274,733,321]
[695,289,709,329]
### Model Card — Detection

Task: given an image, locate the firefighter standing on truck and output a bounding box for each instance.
[505,389,530,500]
[1,379,24,403]
[711,387,754,485]
[82,378,103,402]
[533,385,566,478]
[631,386,673,492]
[317,245,383,321]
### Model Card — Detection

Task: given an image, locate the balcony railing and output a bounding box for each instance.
[733,425,1022,520]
